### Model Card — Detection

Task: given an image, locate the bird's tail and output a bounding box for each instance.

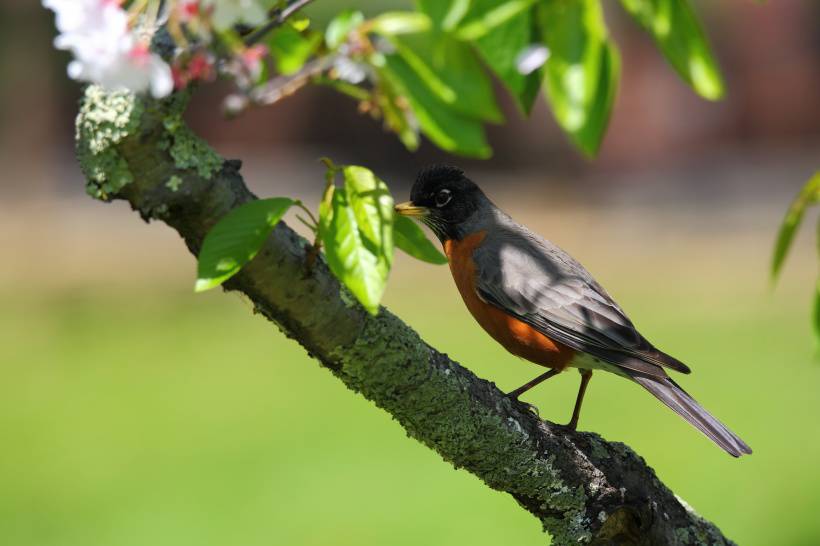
[630,374,752,457]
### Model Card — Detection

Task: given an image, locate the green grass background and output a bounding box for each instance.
[2,207,819,546]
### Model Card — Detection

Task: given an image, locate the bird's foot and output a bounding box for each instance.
[554,420,579,433]
[509,397,540,418]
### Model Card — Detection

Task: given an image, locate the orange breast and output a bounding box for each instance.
[444,233,575,370]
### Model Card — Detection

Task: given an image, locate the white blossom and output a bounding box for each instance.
[43,0,173,98]
[516,44,550,76]
[204,0,268,31]
[332,56,367,85]
[332,45,368,85]
[43,0,98,35]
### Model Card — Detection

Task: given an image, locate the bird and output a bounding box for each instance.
[395,165,752,457]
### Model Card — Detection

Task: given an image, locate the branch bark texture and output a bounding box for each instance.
[75,86,736,546]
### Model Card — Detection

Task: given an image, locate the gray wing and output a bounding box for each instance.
[473,228,690,378]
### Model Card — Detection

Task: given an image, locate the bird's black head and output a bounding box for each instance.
[395,165,488,241]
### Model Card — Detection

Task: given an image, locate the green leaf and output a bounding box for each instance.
[319,179,335,228]
[379,54,491,158]
[417,0,537,42]
[814,275,820,343]
[325,9,365,49]
[813,216,820,345]
[472,5,542,113]
[267,25,321,75]
[342,165,395,277]
[415,0,541,113]
[619,0,724,100]
[416,0,470,31]
[314,75,371,102]
[388,32,503,123]
[455,0,538,41]
[195,198,294,292]
[319,186,386,315]
[772,172,820,281]
[538,0,620,157]
[394,215,448,265]
[574,41,619,156]
[289,14,311,32]
[370,12,431,35]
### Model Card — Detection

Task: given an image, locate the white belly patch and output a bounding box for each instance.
[567,352,630,378]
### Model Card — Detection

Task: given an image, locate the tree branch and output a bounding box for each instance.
[75,87,736,546]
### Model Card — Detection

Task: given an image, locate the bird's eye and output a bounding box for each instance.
[435,189,452,207]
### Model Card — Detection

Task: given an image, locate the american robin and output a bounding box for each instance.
[395,165,751,457]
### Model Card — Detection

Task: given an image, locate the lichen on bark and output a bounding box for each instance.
[77,86,222,204]
[76,86,143,200]
[158,92,222,180]
[328,312,595,543]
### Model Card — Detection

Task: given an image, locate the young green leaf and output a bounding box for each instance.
[267,24,321,75]
[370,12,431,35]
[379,55,491,158]
[538,0,620,157]
[195,198,294,292]
[343,166,395,277]
[394,215,448,265]
[772,172,820,281]
[619,0,724,100]
[289,14,311,32]
[319,186,387,315]
[325,9,365,49]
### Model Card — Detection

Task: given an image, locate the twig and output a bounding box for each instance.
[244,0,317,46]
[249,57,331,107]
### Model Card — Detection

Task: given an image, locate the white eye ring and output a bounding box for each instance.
[435,189,452,207]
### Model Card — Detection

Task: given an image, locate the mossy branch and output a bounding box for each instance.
[75,85,736,546]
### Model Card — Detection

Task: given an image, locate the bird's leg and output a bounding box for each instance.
[565,370,593,431]
[507,368,560,400]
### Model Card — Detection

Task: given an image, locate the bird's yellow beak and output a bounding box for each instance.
[394,202,430,217]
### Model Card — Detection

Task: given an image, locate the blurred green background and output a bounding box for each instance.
[2,0,820,544]
[1,205,819,545]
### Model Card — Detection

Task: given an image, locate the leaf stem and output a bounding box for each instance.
[294,199,323,271]
[296,214,316,232]
[294,201,319,231]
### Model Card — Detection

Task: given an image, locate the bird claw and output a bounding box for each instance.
[511,398,541,418]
